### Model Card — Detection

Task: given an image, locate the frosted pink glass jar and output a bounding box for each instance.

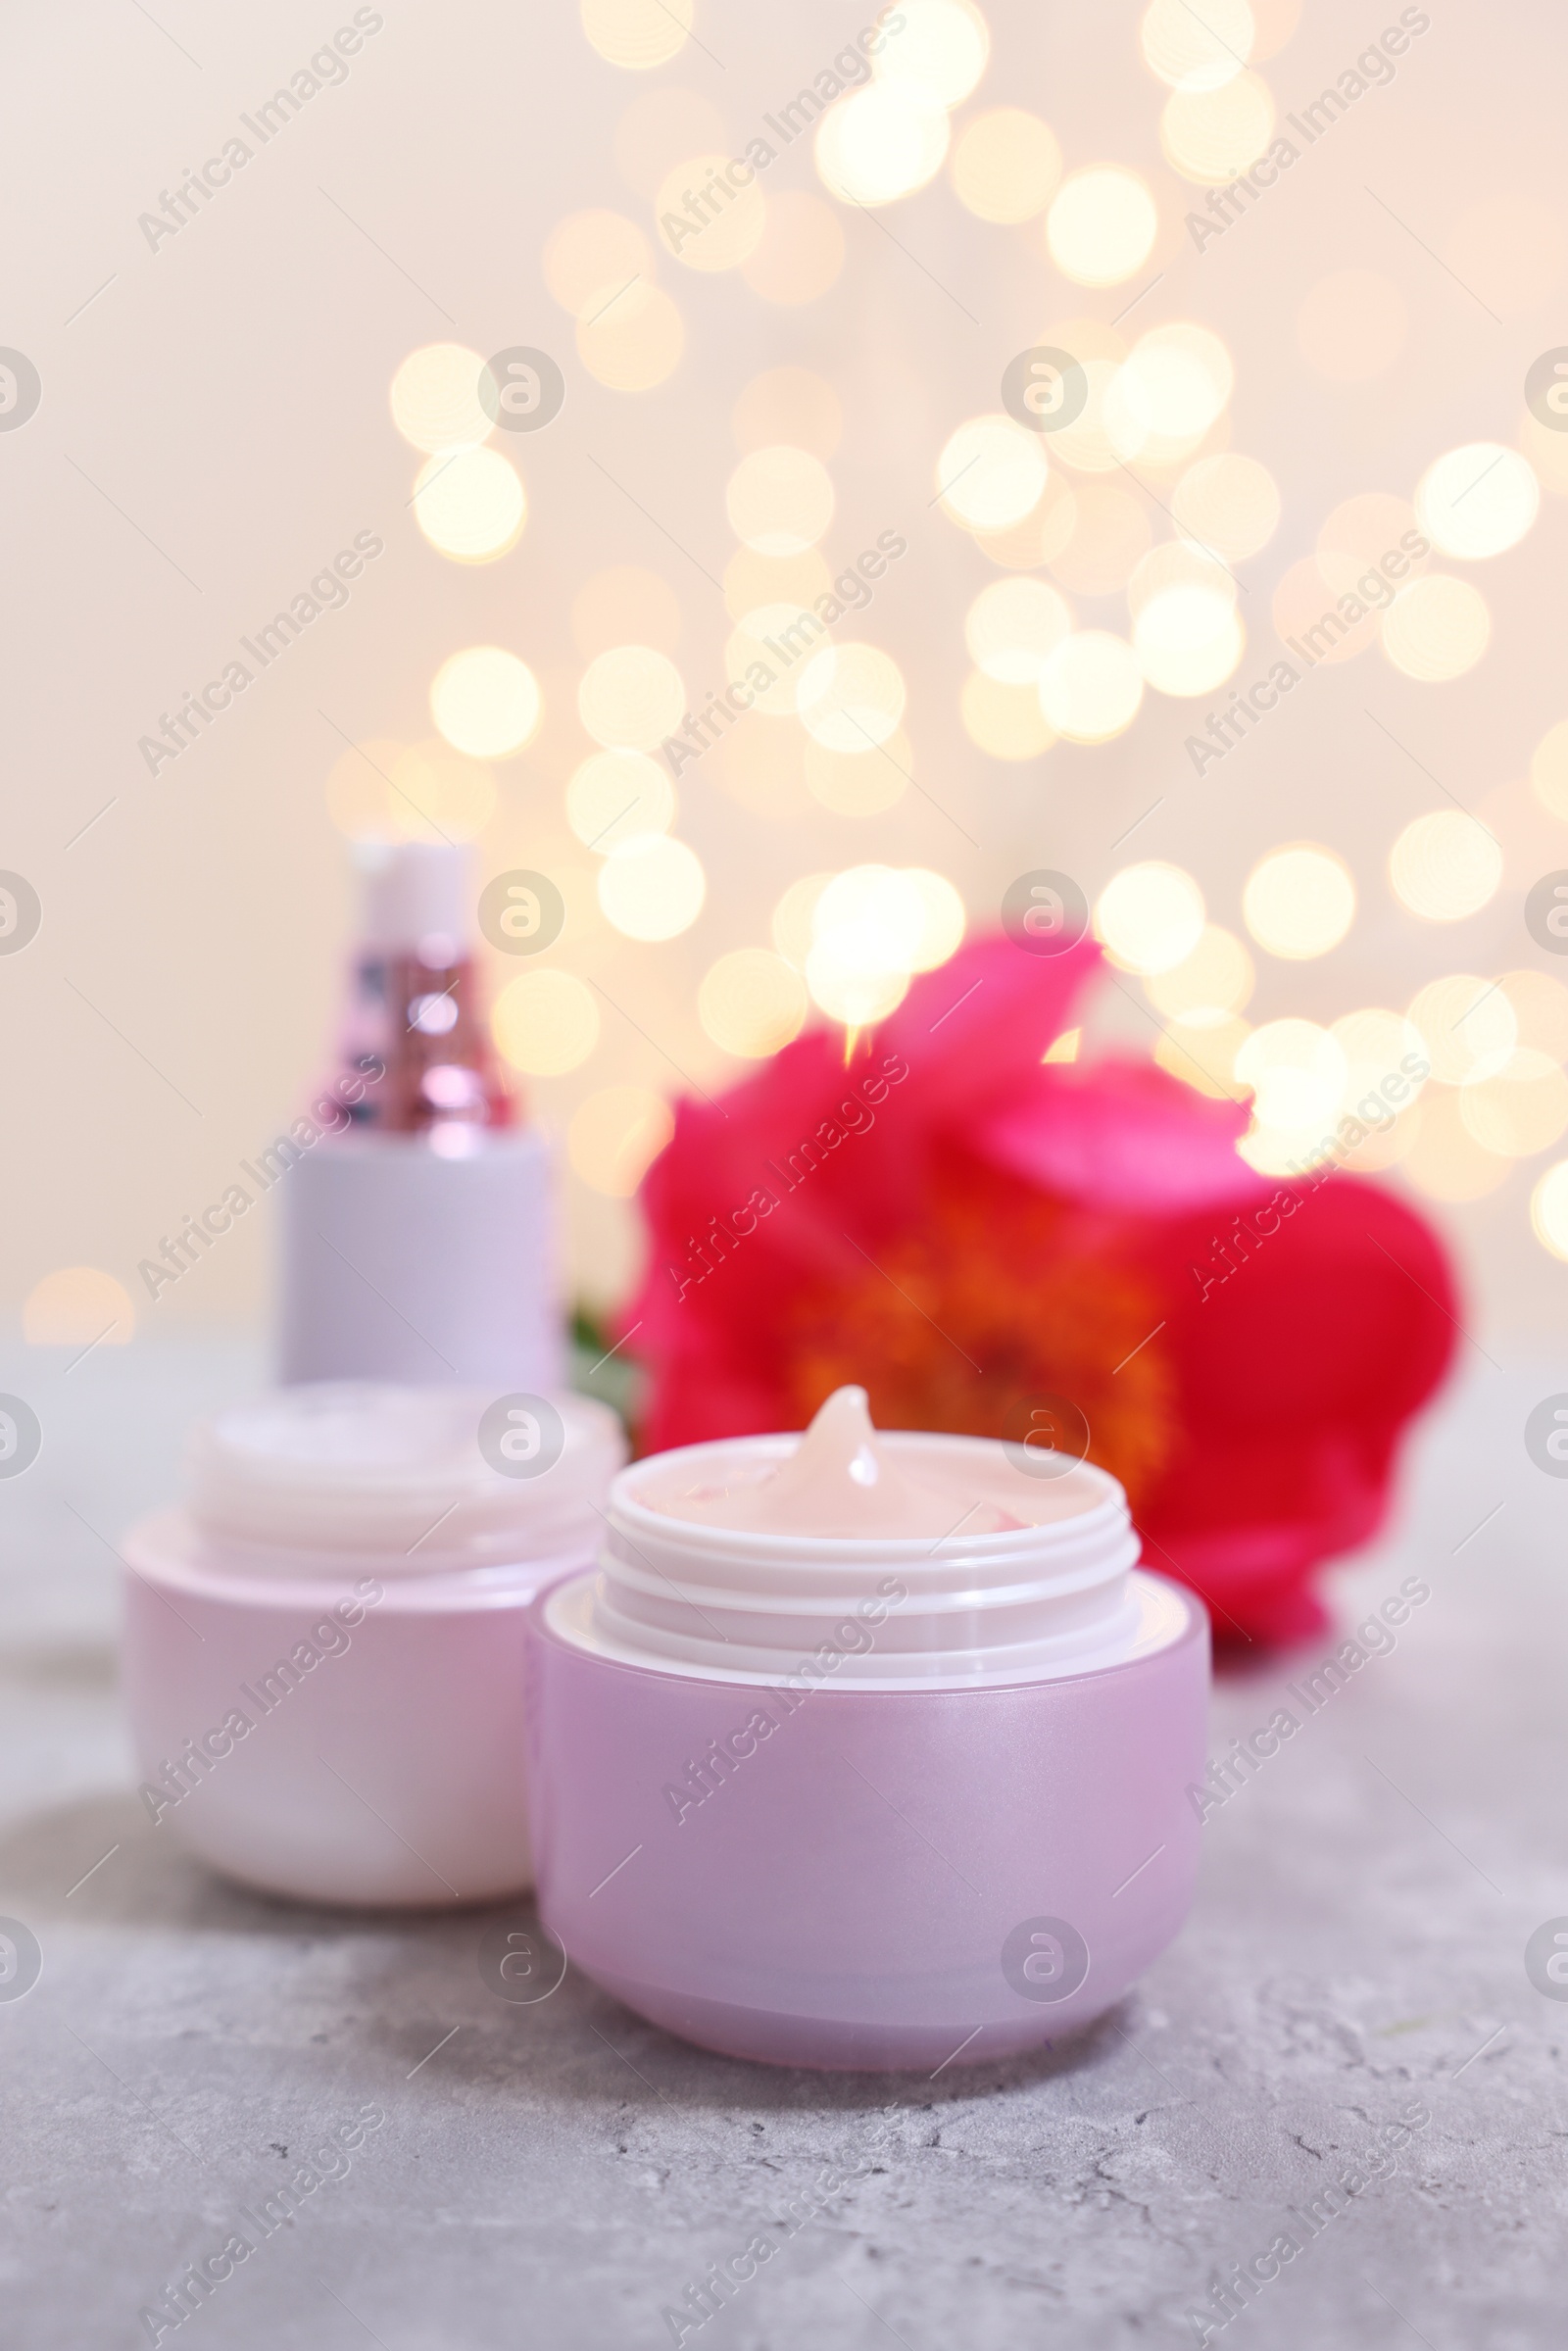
[122,1383,623,1907]
[525,1412,1209,2070]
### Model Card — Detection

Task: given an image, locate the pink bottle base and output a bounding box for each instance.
[525,1573,1209,2072]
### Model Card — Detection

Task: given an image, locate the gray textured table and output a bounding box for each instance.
[3,1335,1564,2349]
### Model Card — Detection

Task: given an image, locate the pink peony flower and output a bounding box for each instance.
[625,935,1456,1645]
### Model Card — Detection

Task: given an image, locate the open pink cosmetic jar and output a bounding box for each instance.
[122,1382,624,1907]
[526,1388,1209,2071]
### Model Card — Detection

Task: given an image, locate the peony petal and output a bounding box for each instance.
[980,1057,1260,1215]
[877,932,1102,1116]
[1135,1170,1456,1637]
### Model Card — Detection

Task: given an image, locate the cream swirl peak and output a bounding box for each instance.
[637,1385,1085,1540]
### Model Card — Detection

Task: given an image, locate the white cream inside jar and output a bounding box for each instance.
[549,1387,1184,1690]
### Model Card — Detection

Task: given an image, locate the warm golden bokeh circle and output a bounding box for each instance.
[493,970,600,1076]
[1047,168,1158,285]
[412,448,525,564]
[951,108,1061,221]
[576,283,685,391]
[543,210,652,317]
[1243,845,1355,960]
[430,648,541,759]
[24,1266,134,1346]
[390,344,491,455]
[568,1085,675,1196]
[599,835,707,939]
[1389,812,1503,921]
[656,154,767,272]
[698,950,809,1056]
[1095,862,1205,974]
[581,0,693,71]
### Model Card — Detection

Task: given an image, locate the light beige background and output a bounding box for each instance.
[3,0,1566,1355]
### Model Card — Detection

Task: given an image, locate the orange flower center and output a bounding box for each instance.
[779,1177,1174,1507]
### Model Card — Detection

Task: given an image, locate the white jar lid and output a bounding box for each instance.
[188,1382,624,1577]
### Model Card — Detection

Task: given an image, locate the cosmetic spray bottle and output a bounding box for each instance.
[279,842,561,1392]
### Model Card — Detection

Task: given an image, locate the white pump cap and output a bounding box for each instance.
[357,842,474,960]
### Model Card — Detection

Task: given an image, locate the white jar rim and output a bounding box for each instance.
[564,1428,1174,1688]
[183,1382,624,1578]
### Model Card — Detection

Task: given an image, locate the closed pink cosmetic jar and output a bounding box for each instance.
[122,1382,624,1907]
[525,1388,1209,2071]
